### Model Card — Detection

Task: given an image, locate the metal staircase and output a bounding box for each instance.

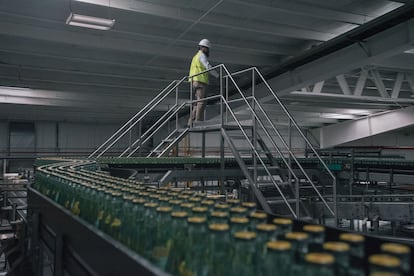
[89,64,337,222]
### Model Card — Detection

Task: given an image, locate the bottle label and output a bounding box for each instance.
[105,214,112,225]
[71,201,80,216]
[111,218,122,227]
[97,210,104,220]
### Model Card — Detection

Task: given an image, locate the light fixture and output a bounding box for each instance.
[66,13,115,30]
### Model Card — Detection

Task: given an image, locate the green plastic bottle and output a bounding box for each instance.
[205,223,232,276]
[249,211,268,232]
[165,211,189,274]
[263,240,293,276]
[272,218,293,239]
[303,225,325,252]
[230,217,250,235]
[231,231,257,276]
[152,206,173,269]
[381,243,410,274]
[286,231,310,275]
[369,254,401,275]
[323,241,350,276]
[181,216,208,276]
[305,252,335,276]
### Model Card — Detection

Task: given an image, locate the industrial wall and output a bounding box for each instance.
[340,127,414,160]
[0,121,133,157]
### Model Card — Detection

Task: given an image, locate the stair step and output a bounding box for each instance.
[223,124,253,130]
[267,198,298,204]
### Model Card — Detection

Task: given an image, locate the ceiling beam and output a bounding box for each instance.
[0,47,188,76]
[259,18,414,101]
[315,106,414,148]
[0,86,177,110]
[372,54,414,71]
[226,0,374,25]
[74,0,335,41]
[0,10,300,57]
[0,22,277,66]
[290,91,414,104]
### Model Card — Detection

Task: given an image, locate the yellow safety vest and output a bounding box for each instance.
[189,51,209,84]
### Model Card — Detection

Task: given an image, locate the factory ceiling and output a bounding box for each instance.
[0,0,412,130]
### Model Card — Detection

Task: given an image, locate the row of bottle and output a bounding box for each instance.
[34,163,412,276]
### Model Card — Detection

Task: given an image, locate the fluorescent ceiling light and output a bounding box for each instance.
[319,113,357,119]
[66,13,115,30]
[404,48,414,54]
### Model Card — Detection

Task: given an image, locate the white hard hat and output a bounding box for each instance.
[198,39,211,48]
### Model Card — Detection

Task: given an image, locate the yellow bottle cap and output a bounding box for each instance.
[230,207,248,213]
[234,231,257,240]
[209,223,230,231]
[323,242,350,252]
[188,216,207,224]
[303,225,325,233]
[267,240,292,251]
[156,206,172,212]
[123,195,134,201]
[111,191,122,197]
[144,202,159,208]
[189,197,202,202]
[183,190,194,195]
[250,211,268,219]
[171,211,188,218]
[369,254,401,267]
[227,199,240,205]
[273,218,292,225]
[201,200,215,206]
[339,233,365,243]
[242,202,257,208]
[132,198,146,204]
[168,199,182,205]
[210,211,229,218]
[285,232,309,241]
[369,272,400,276]
[381,243,411,254]
[256,223,277,232]
[215,203,230,209]
[180,203,195,209]
[230,217,249,224]
[305,253,335,265]
[192,207,208,213]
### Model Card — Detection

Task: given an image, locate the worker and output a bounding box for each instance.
[188,38,219,126]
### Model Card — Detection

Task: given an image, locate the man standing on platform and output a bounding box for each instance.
[188,39,219,126]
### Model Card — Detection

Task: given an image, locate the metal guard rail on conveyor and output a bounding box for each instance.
[29,157,414,275]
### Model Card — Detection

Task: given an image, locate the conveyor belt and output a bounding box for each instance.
[97,156,414,172]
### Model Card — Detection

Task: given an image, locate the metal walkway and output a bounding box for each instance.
[90,64,337,221]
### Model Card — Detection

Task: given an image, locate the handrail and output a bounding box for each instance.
[89,80,177,158]
[220,94,296,217]
[221,64,335,218]
[90,64,223,159]
[254,68,336,180]
[148,129,179,157]
[253,68,336,218]
[89,62,336,220]
[126,102,187,157]
[119,103,179,157]
[251,97,335,216]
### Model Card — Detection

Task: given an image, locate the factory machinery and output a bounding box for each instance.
[2,64,414,275]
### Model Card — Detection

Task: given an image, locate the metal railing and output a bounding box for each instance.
[89,64,336,220]
[219,66,335,219]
